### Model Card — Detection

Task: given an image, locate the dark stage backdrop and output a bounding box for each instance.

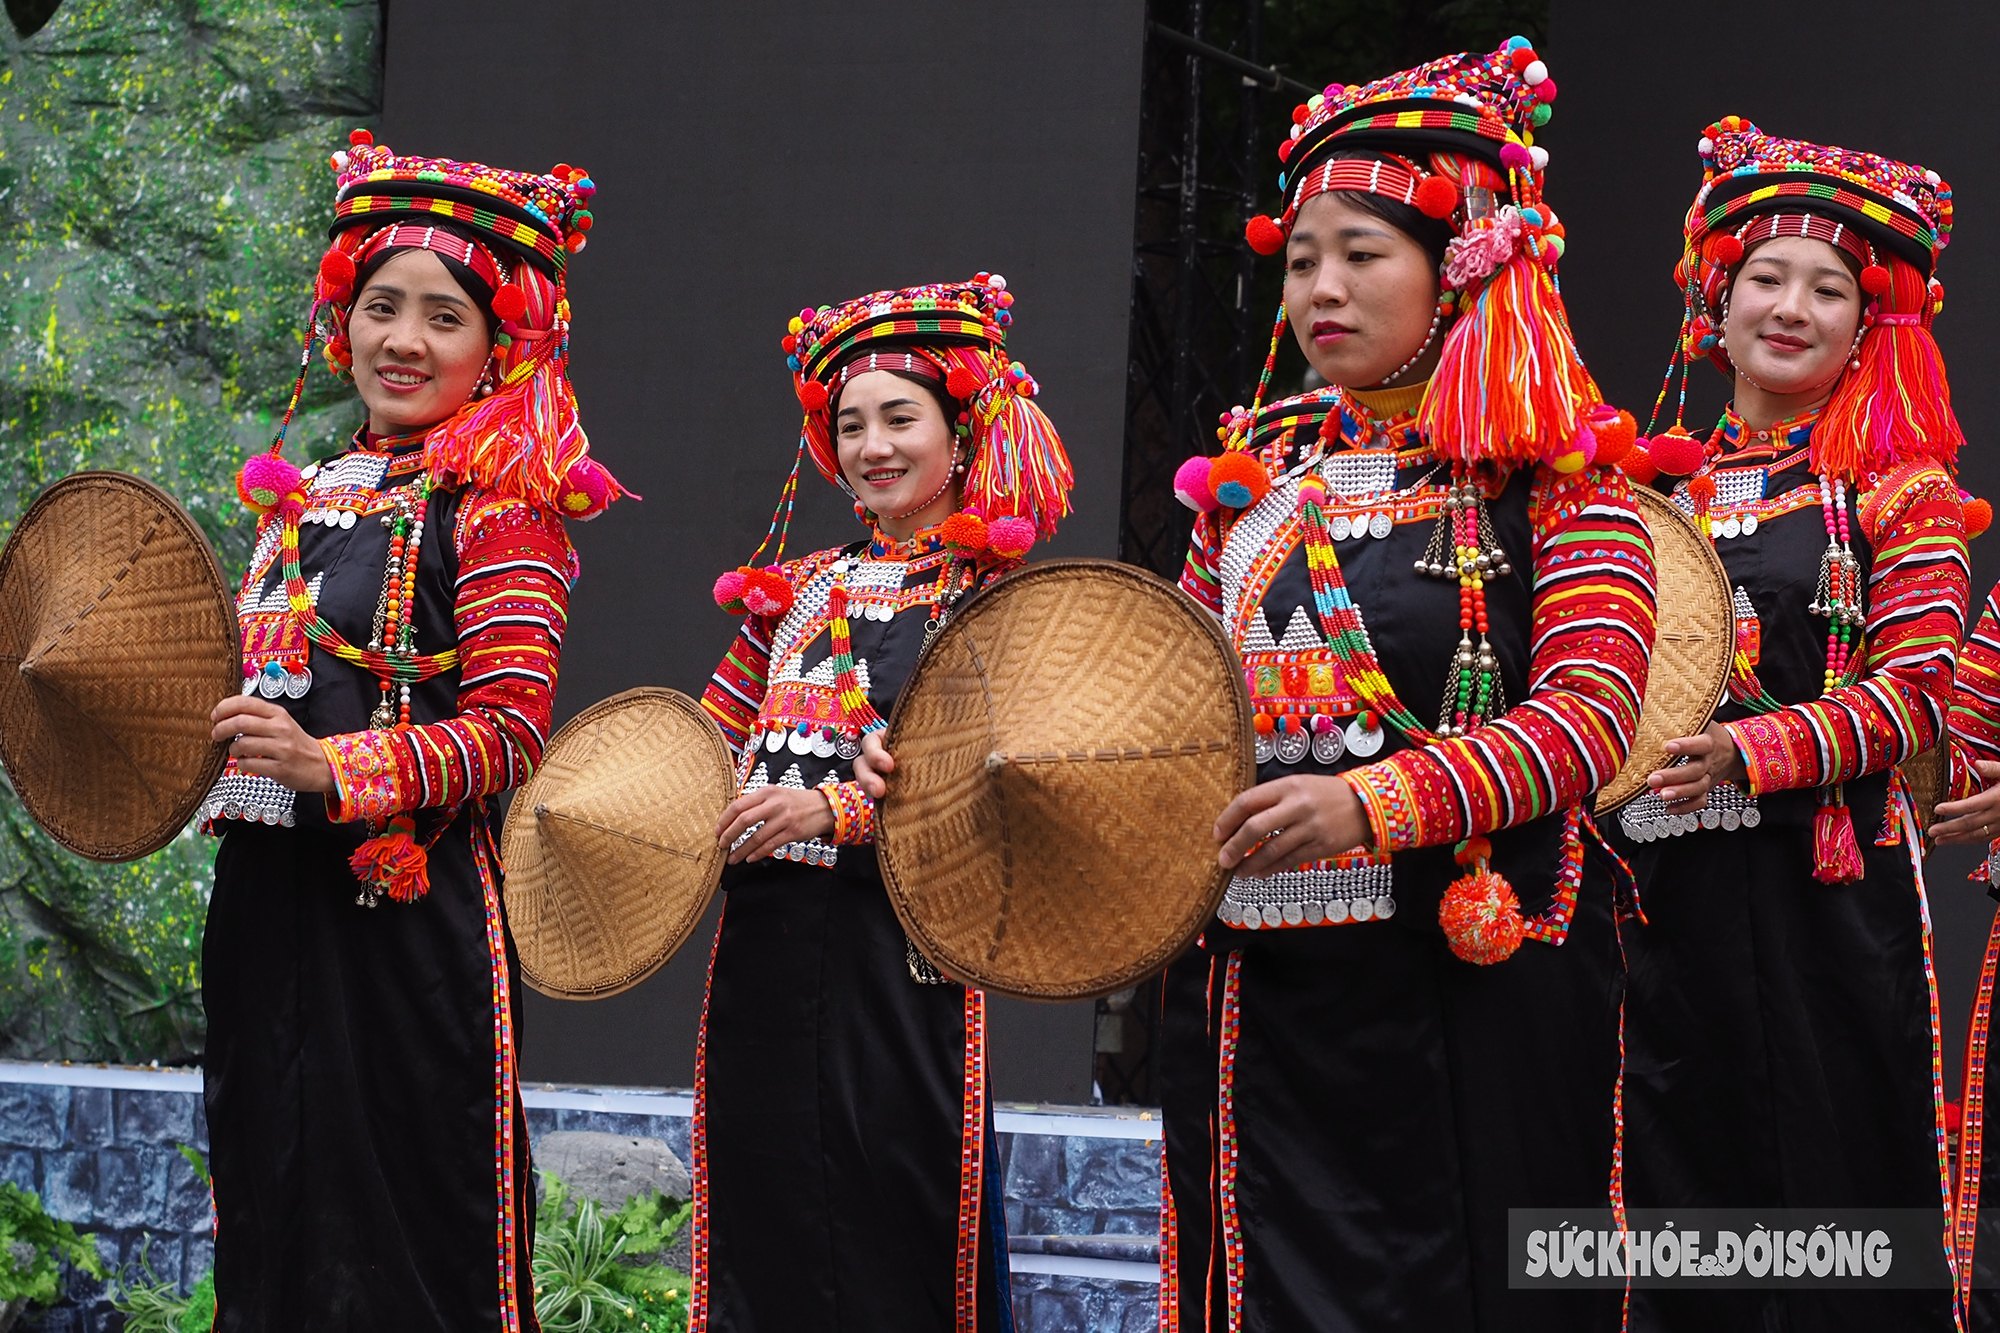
[1553,0,2000,1097]
[381,1,1146,1102]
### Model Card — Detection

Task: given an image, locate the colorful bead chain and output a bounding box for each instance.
[1296,477,1435,744]
[1419,474,1511,735]
[1811,474,1862,692]
[826,581,887,737]
[278,474,457,731]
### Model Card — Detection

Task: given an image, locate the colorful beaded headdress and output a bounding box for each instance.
[1636,116,1961,485]
[715,273,1074,619]
[233,130,627,526]
[1228,36,1623,474]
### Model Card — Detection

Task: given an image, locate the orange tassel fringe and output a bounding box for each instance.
[349,815,431,903]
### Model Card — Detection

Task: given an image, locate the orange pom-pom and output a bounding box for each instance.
[941,510,989,554]
[797,379,829,412]
[1438,867,1525,965]
[946,366,985,400]
[1207,452,1271,509]
[1621,442,1659,485]
[1414,175,1459,220]
[1965,497,1993,538]
[1647,428,1706,476]
[1245,215,1287,256]
[349,818,430,904]
[1590,408,1637,465]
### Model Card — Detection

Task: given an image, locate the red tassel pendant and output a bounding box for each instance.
[1811,791,1865,885]
[349,814,432,905]
[1438,837,1525,965]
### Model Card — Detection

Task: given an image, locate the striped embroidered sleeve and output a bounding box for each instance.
[701,616,775,760]
[323,493,574,822]
[1178,510,1224,616]
[1947,583,2000,800]
[1343,465,1658,852]
[1725,463,1968,797]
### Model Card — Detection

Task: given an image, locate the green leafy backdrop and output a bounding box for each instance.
[0,0,377,1063]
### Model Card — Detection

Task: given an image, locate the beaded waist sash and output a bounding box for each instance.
[1616,781,1761,841]
[1220,852,1396,930]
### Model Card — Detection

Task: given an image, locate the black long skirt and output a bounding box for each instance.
[203,816,538,1332]
[1620,811,1953,1331]
[1158,860,1625,1332]
[692,855,1011,1331]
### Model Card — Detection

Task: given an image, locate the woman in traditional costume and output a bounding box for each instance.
[1155,38,1657,1332]
[199,131,622,1332]
[1614,118,1968,1330]
[695,276,1072,1329]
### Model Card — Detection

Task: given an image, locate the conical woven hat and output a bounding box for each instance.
[878,560,1254,1001]
[0,472,236,861]
[1596,486,1734,811]
[502,687,733,999]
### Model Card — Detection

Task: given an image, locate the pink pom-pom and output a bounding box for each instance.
[1174,456,1219,512]
[555,457,615,520]
[236,452,303,516]
[1499,142,1533,173]
[713,569,748,611]
[987,515,1036,559]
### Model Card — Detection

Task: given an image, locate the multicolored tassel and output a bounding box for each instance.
[1812,791,1866,885]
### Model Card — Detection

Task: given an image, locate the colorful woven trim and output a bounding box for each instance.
[1733,211,1874,268]
[689,908,724,1331]
[794,283,1006,387]
[953,988,988,1332]
[358,220,508,291]
[474,827,525,1331]
[1688,117,1949,274]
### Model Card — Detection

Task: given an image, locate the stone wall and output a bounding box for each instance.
[0,1066,1164,1332]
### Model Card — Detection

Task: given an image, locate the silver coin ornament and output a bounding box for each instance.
[1311,725,1346,765]
[1368,512,1393,539]
[284,668,312,700]
[1344,718,1386,757]
[1254,733,1277,765]
[787,727,813,756]
[1330,515,1352,541]
[1275,728,1309,764]
[810,731,837,759]
[835,736,862,761]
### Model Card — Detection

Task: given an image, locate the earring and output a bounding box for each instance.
[474,356,497,398]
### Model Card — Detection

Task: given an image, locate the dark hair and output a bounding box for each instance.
[352,222,498,331]
[1316,150,1455,271]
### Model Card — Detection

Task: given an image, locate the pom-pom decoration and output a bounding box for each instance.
[1708,234,1744,268]
[1859,264,1891,296]
[1174,456,1219,513]
[741,567,794,619]
[941,510,991,555]
[491,283,528,323]
[1589,407,1638,465]
[986,515,1036,559]
[1543,427,1595,474]
[1245,214,1287,256]
[797,379,829,412]
[237,452,305,517]
[1621,442,1659,485]
[317,247,357,301]
[349,816,431,904]
[946,366,985,400]
[554,457,622,521]
[1646,428,1706,476]
[1964,496,1993,539]
[1207,452,1271,510]
[1414,175,1459,220]
[1438,861,1525,965]
[713,569,749,613]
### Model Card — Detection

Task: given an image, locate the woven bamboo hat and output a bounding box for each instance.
[0,472,237,861]
[1595,486,1734,811]
[502,687,734,999]
[877,560,1254,1001]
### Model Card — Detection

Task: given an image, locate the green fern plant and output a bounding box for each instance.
[533,1174,635,1332]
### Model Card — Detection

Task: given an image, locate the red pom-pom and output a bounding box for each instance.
[797,379,830,412]
[941,510,990,554]
[781,334,798,353]
[1708,234,1744,267]
[1245,215,1287,256]
[1688,473,1717,506]
[318,247,356,297]
[490,283,527,322]
[1508,47,1536,72]
[1646,428,1706,476]
[1947,1100,1966,1136]
[1965,497,1993,539]
[1414,175,1459,220]
[1621,442,1659,485]
[1277,139,1295,164]
[236,452,304,517]
[987,515,1036,559]
[1207,452,1271,509]
[1859,264,1891,296]
[1438,868,1525,965]
[1291,104,1310,125]
[348,128,373,146]
[713,569,749,613]
[742,568,794,619]
[1590,408,1637,466]
[946,366,985,400]
[349,818,430,904]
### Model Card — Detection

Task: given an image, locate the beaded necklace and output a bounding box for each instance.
[822,530,976,740]
[275,462,458,731]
